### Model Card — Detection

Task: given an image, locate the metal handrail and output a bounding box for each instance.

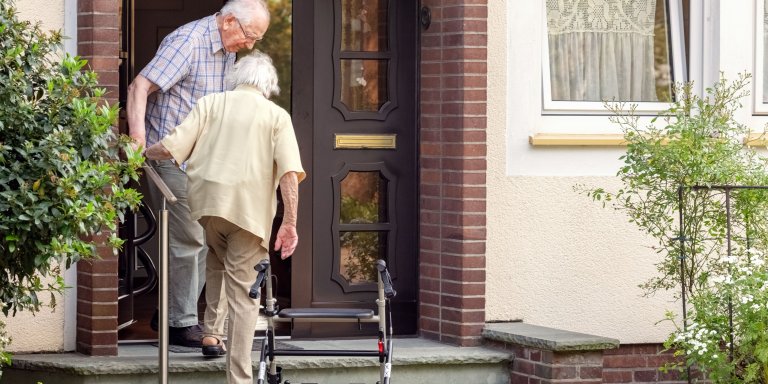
[143,165,177,204]
[142,164,176,384]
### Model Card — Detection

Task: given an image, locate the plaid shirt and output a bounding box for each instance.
[141,15,235,148]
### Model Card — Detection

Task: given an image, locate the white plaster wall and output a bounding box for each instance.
[3,0,70,354]
[3,292,66,353]
[486,0,677,343]
[15,0,64,34]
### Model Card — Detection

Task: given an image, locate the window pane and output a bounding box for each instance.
[339,231,386,284]
[764,0,768,102]
[341,0,389,51]
[340,59,388,112]
[340,171,386,224]
[546,0,672,102]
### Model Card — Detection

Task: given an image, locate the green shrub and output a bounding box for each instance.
[582,73,768,382]
[0,0,142,318]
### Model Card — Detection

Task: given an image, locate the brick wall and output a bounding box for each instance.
[419,0,489,347]
[486,341,686,384]
[75,0,120,356]
[603,344,685,383]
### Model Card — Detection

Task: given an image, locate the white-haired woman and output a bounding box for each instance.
[145,51,305,384]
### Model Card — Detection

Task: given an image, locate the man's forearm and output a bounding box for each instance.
[279,172,299,226]
[126,75,159,148]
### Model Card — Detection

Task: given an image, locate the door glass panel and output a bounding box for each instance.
[340,59,388,112]
[340,171,386,223]
[340,231,386,284]
[341,0,389,51]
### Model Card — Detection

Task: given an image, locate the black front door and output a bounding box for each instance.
[119,0,420,339]
[291,0,419,337]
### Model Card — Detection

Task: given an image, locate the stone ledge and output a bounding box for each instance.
[9,339,511,375]
[482,322,620,352]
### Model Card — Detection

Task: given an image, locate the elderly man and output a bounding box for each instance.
[145,51,304,384]
[127,0,271,347]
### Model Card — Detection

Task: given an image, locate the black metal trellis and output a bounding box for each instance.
[677,184,768,383]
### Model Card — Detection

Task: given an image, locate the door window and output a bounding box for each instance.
[332,166,395,292]
[333,0,395,119]
[341,0,389,51]
[340,59,389,112]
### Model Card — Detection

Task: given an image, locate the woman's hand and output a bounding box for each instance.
[274,224,298,259]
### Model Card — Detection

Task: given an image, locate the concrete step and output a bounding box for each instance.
[1,338,511,384]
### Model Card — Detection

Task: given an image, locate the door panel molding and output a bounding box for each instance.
[330,162,398,293]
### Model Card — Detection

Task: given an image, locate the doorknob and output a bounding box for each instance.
[420,6,431,30]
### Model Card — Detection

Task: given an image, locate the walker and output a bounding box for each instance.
[249,259,396,384]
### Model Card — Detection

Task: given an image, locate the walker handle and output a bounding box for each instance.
[376,260,397,299]
[249,259,270,300]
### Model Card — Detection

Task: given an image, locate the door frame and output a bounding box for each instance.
[75,0,490,355]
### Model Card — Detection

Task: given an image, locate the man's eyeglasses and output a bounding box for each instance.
[236,18,263,42]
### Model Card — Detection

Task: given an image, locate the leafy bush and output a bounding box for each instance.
[0,319,9,380]
[0,0,142,318]
[665,250,768,383]
[582,73,768,383]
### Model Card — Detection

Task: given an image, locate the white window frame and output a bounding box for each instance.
[540,0,688,115]
[754,0,768,114]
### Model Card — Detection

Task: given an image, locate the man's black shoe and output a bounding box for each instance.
[168,324,203,348]
[150,309,159,332]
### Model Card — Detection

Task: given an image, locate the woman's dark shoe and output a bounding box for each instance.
[202,336,226,358]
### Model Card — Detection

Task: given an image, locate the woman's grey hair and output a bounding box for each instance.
[220,0,270,25]
[225,51,280,98]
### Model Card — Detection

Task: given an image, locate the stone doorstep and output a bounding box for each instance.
[7,337,511,376]
[482,322,621,352]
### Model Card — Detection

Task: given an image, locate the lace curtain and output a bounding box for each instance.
[546,0,659,102]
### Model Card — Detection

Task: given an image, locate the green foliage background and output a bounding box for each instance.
[258,0,292,111]
[0,0,142,317]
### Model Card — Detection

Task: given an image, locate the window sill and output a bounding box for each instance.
[744,132,768,147]
[529,133,768,147]
[528,133,626,147]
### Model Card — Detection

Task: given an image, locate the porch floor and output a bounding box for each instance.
[3,337,512,384]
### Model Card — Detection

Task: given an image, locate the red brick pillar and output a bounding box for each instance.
[75,0,121,356]
[509,347,604,384]
[419,0,488,346]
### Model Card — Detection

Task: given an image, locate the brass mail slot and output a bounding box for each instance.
[334,134,397,149]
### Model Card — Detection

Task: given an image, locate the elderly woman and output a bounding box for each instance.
[145,51,305,384]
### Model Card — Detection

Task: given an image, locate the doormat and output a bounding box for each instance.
[152,339,302,354]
